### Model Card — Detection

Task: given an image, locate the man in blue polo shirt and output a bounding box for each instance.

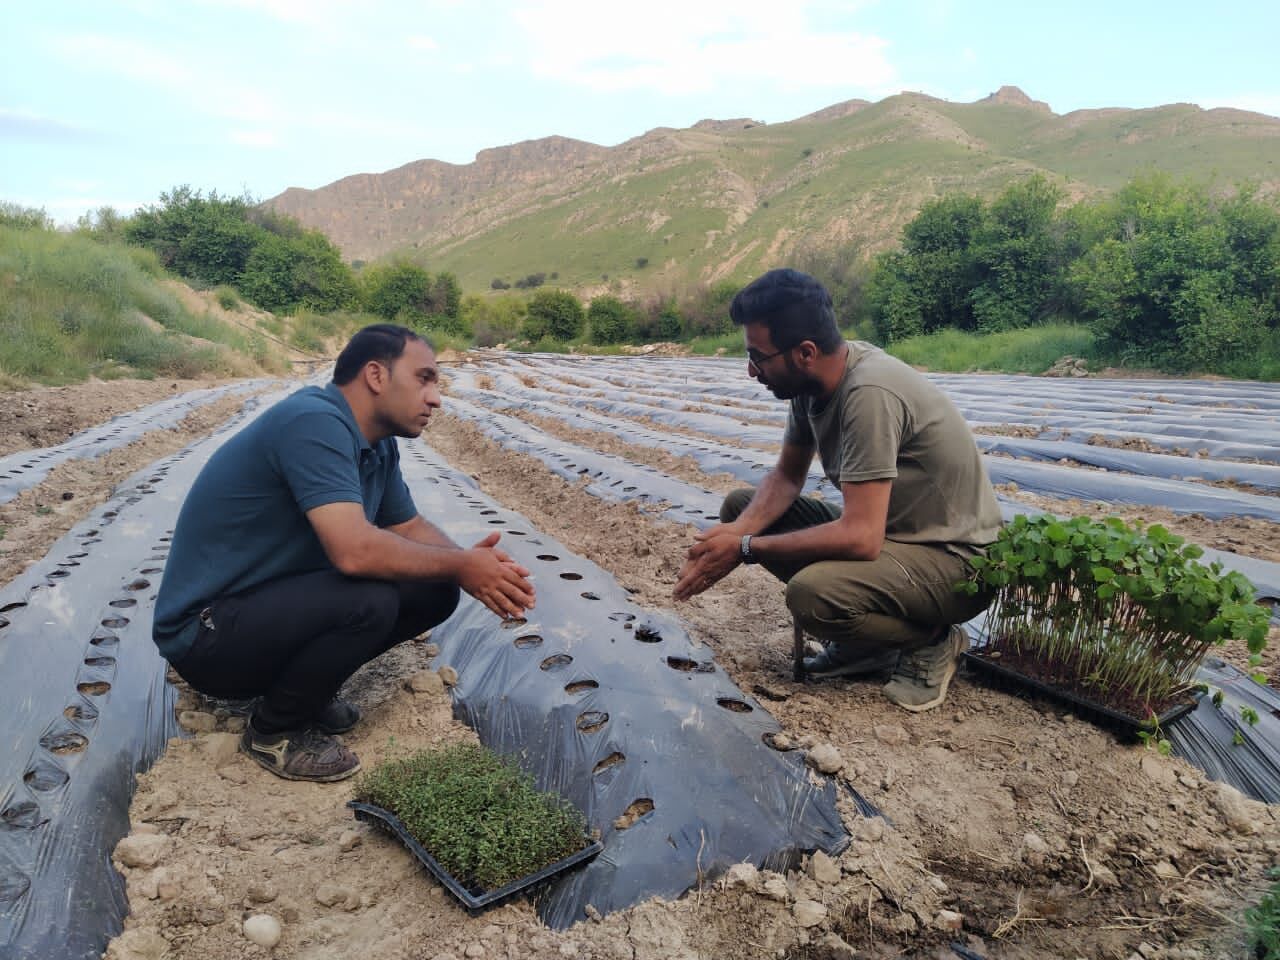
[154,324,535,782]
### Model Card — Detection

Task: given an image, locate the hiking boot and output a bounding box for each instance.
[803,644,900,679]
[883,625,968,712]
[313,698,361,735]
[240,725,361,782]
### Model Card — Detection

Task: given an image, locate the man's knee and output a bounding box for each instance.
[720,488,755,524]
[341,580,400,637]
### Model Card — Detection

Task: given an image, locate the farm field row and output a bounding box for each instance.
[1,360,1276,960]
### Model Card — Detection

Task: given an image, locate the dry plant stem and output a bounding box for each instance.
[992,888,1046,939]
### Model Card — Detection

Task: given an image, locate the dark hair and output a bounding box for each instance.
[332,324,429,385]
[729,268,842,354]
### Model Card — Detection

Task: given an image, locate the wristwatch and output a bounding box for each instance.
[740,534,759,564]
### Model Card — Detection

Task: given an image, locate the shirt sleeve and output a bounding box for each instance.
[782,399,815,448]
[375,441,418,528]
[271,411,364,513]
[837,385,908,483]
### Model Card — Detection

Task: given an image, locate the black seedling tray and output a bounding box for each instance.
[348,801,603,912]
[962,652,1199,740]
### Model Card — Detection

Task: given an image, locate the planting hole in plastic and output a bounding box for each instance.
[77,681,111,696]
[581,592,600,601]
[63,703,98,722]
[126,579,151,591]
[717,698,752,713]
[560,572,583,581]
[108,599,136,609]
[24,762,69,792]
[536,554,559,562]
[0,602,27,614]
[2,801,46,830]
[513,634,543,649]
[40,732,88,755]
[541,654,573,671]
[500,617,528,629]
[576,711,608,733]
[592,752,625,776]
[565,680,598,695]
[667,656,713,673]
[613,798,654,830]
[101,617,129,629]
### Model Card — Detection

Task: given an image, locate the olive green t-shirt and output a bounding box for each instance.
[783,341,1002,551]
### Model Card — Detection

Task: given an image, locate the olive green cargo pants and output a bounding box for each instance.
[722,488,992,655]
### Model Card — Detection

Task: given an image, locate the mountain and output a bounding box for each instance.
[266,87,1280,296]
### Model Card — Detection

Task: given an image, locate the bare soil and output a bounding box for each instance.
[0,378,241,458]
[2,378,1273,960]
[0,393,261,589]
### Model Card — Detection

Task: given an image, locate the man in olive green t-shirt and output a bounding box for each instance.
[674,268,1002,712]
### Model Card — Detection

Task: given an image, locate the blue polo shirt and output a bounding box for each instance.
[153,383,418,662]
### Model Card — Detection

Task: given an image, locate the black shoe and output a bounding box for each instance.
[240,725,361,782]
[313,698,362,735]
[803,645,900,679]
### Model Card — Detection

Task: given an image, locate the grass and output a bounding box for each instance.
[885,323,1098,374]
[0,225,283,383]
[352,743,589,893]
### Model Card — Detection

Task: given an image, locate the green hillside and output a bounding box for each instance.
[268,88,1280,297]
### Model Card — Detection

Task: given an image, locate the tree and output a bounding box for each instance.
[586,295,635,344]
[523,289,584,342]
[361,261,434,321]
[239,229,357,313]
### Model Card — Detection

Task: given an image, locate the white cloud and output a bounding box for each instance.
[510,0,897,96]
[408,34,439,51]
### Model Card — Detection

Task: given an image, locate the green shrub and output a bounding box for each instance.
[586,295,635,344]
[524,289,584,342]
[214,285,241,311]
[1247,869,1280,959]
[462,294,525,347]
[352,743,589,893]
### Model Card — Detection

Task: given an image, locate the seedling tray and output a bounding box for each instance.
[962,651,1199,740]
[348,800,603,912]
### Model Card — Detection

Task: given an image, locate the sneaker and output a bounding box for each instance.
[313,698,361,735]
[883,625,967,712]
[803,644,900,679]
[240,725,361,782]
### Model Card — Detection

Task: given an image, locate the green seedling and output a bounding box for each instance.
[962,514,1271,726]
[352,743,589,893]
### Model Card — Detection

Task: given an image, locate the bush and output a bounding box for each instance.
[214,285,240,311]
[462,294,525,347]
[586,294,635,344]
[523,289,584,341]
[513,272,547,289]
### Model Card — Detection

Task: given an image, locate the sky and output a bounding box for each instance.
[4,0,1279,224]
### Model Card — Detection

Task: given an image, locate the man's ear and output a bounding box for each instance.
[362,360,389,395]
[794,340,819,367]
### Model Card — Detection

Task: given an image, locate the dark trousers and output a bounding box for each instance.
[172,568,460,733]
[722,488,991,654]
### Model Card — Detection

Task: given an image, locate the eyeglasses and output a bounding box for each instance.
[746,345,791,368]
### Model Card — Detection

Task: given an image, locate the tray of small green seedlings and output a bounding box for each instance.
[961,513,1270,739]
[349,743,601,910]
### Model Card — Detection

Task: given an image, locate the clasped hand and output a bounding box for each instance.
[458,532,536,620]
[673,525,742,601]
